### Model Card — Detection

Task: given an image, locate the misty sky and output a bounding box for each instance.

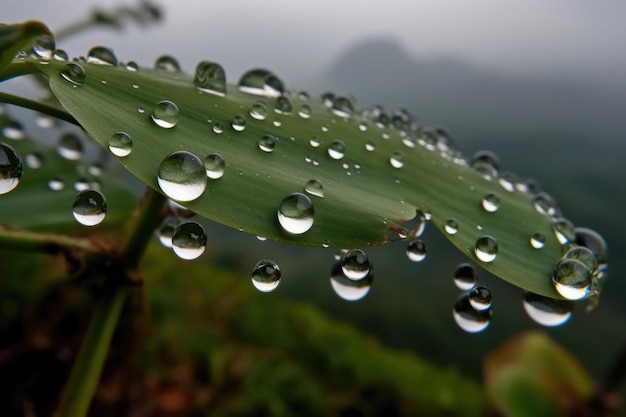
[5,0,626,91]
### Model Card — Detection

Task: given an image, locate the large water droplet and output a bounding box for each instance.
[0,142,23,194]
[238,69,284,97]
[552,218,576,245]
[108,132,132,157]
[277,192,314,234]
[72,189,107,226]
[258,135,276,152]
[251,259,281,292]
[57,133,83,160]
[157,151,207,202]
[482,193,500,213]
[151,100,179,128]
[60,62,85,86]
[86,46,118,66]
[453,295,491,333]
[32,35,55,59]
[172,221,206,260]
[475,235,498,263]
[330,261,372,301]
[406,239,427,262]
[552,258,591,300]
[469,286,492,311]
[304,179,324,198]
[454,263,477,290]
[327,140,345,160]
[154,55,180,72]
[341,249,370,280]
[530,232,545,249]
[203,153,225,179]
[331,97,354,118]
[389,151,405,168]
[523,292,573,327]
[444,219,458,235]
[194,61,226,96]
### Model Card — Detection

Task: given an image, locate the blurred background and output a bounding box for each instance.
[2,0,626,414]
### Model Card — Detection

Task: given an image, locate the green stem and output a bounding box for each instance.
[54,285,129,417]
[0,226,101,254]
[0,91,79,126]
[0,61,38,82]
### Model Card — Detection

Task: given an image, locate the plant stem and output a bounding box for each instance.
[54,285,129,417]
[0,91,79,126]
[0,226,101,254]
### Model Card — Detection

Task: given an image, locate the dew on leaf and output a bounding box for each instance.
[86,46,118,66]
[53,49,68,61]
[249,102,268,120]
[231,115,246,132]
[563,246,598,273]
[331,97,354,118]
[552,258,591,300]
[172,221,206,260]
[125,61,139,72]
[194,61,226,96]
[552,218,576,245]
[212,122,224,134]
[304,179,324,198]
[72,189,107,226]
[157,151,207,202]
[203,153,225,179]
[365,141,375,152]
[298,104,312,119]
[444,219,458,235]
[48,177,65,191]
[575,227,607,262]
[309,137,321,148]
[0,142,23,194]
[258,135,276,153]
[108,132,133,157]
[238,68,284,97]
[251,259,281,292]
[25,152,44,169]
[327,140,345,160]
[533,192,559,216]
[60,62,85,86]
[154,55,180,72]
[474,235,498,263]
[156,216,178,249]
[151,100,179,129]
[481,193,500,213]
[274,96,292,114]
[389,151,405,168]
[530,232,546,249]
[277,192,314,234]
[32,35,55,59]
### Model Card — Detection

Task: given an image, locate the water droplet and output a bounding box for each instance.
[277,192,314,234]
[522,292,573,327]
[125,61,139,71]
[193,61,226,95]
[530,232,546,249]
[482,193,500,213]
[72,189,107,226]
[454,263,477,290]
[231,114,246,132]
[2,120,25,140]
[154,55,180,72]
[238,68,284,97]
[53,49,68,61]
[389,151,405,168]
[108,132,132,157]
[552,218,575,245]
[365,141,376,152]
[86,46,117,66]
[0,142,23,194]
[251,259,281,292]
[212,122,224,134]
[340,249,371,280]
[25,152,43,169]
[258,135,275,152]
[172,221,206,260]
[151,100,179,128]
[48,177,65,191]
[74,178,90,191]
[469,286,492,311]
[327,140,345,160]
[498,171,518,192]
[249,102,267,120]
[57,133,83,160]
[472,162,498,181]
[444,219,458,235]
[298,104,312,119]
[331,97,354,118]
[157,151,207,202]
[575,227,607,262]
[453,295,491,333]
[203,153,225,179]
[358,122,368,132]
[32,35,55,59]
[309,137,321,148]
[475,235,498,263]
[552,258,591,300]
[274,96,292,114]
[60,62,85,86]
[321,92,335,107]
[470,150,500,171]
[157,216,178,248]
[330,261,372,301]
[533,192,558,216]
[563,246,598,275]
[304,179,324,198]
[406,239,427,262]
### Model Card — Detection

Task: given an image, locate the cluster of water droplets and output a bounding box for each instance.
[452,263,493,333]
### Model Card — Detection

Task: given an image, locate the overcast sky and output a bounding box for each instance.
[5,0,626,92]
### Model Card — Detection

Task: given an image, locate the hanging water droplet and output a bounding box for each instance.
[108,132,132,157]
[481,193,500,213]
[563,246,598,273]
[552,218,576,245]
[469,286,492,311]
[454,263,477,290]
[327,140,345,160]
[25,152,44,169]
[86,46,118,66]
[474,235,498,263]
[251,259,281,292]
[298,104,312,119]
[277,192,314,234]
[151,100,179,128]
[444,219,458,235]
[523,292,573,326]
[157,151,207,202]
[154,55,180,72]
[274,96,292,114]
[530,232,546,249]
[72,189,107,226]
[249,102,268,120]
[193,61,226,96]
[157,216,178,248]
[60,62,86,86]
[212,122,224,134]
[258,135,276,153]
[231,114,246,132]
[340,249,371,280]
[2,121,25,140]
[203,153,225,179]
[304,179,324,198]
[406,239,427,262]
[331,97,354,118]
[453,294,492,333]
[57,133,83,160]
[533,192,558,216]
[48,177,65,191]
[575,227,608,263]
[172,221,206,260]
[389,151,405,168]
[238,68,284,97]
[552,258,591,300]
[330,261,372,301]
[365,141,376,152]
[0,142,23,194]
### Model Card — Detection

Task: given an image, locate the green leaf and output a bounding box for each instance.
[34,58,595,299]
[0,21,52,72]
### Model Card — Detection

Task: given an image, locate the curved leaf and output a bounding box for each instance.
[0,21,52,72]
[34,58,594,299]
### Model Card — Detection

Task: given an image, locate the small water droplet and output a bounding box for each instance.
[330,261,372,301]
[530,232,546,249]
[358,122,368,132]
[475,235,498,263]
[194,61,226,95]
[258,135,276,152]
[533,192,559,216]
[238,68,284,97]
[327,140,345,160]
[470,150,500,171]
[321,92,335,107]
[249,102,268,120]
[444,219,458,235]
[469,286,492,311]
[108,132,132,157]
[277,192,314,234]
[252,259,281,292]
[0,142,23,194]
[453,294,491,333]
[389,151,405,168]
[298,104,312,119]
[331,97,354,118]
[53,49,68,61]
[212,122,224,134]
[365,141,376,152]
[157,151,207,202]
[202,153,225,180]
[154,55,180,72]
[125,61,139,71]
[309,137,321,148]
[304,179,324,198]
[72,189,107,226]
[151,100,179,128]
[498,171,518,192]
[552,258,591,300]
[274,96,292,114]
[406,239,427,262]
[231,114,246,132]
[57,133,83,160]
[60,62,85,85]
[341,249,371,280]
[157,216,178,248]
[74,178,90,191]
[454,263,477,290]
[482,193,500,212]
[552,218,576,245]
[48,177,65,191]
[86,46,117,66]
[523,292,573,327]
[172,221,206,260]
[25,152,44,169]
[2,121,25,140]
[32,35,55,59]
